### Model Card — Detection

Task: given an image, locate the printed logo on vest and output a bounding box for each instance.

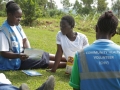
[12,41,18,47]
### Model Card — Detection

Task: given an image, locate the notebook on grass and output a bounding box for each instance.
[22,70,42,76]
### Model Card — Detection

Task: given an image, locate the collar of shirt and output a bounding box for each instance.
[93,39,114,44]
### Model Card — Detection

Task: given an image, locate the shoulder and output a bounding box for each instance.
[0,20,10,31]
[0,31,7,39]
[77,32,88,41]
[1,20,9,28]
[57,31,63,37]
[77,32,87,38]
[112,43,120,50]
[0,21,8,30]
[57,31,62,35]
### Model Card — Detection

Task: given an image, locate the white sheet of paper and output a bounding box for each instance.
[24,48,44,60]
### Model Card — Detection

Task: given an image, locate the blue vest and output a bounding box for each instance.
[0,21,23,70]
[77,40,120,90]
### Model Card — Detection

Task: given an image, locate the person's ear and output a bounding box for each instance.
[7,13,12,18]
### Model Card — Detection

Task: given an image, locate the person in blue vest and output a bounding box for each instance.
[0,1,66,70]
[69,11,120,90]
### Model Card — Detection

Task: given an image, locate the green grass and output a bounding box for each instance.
[0,17,120,90]
[1,69,72,90]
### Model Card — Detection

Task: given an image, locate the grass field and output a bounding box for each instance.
[0,17,120,90]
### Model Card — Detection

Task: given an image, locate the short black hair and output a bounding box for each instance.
[97,11,118,34]
[6,1,20,14]
[61,15,75,28]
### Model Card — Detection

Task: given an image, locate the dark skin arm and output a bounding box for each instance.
[23,38,31,49]
[0,51,28,61]
[50,44,63,72]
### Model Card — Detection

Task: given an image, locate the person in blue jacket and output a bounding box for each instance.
[0,1,66,70]
[69,11,120,90]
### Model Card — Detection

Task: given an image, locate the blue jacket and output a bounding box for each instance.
[0,21,23,70]
[78,39,120,90]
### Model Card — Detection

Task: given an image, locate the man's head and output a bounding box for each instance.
[6,1,22,26]
[60,15,75,35]
[96,11,118,38]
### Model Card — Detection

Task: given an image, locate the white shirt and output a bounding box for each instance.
[0,25,26,52]
[56,31,89,60]
[0,73,11,84]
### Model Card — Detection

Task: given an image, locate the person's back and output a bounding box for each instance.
[69,11,120,90]
[79,40,120,90]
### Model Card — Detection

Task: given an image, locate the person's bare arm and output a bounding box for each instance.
[0,51,28,61]
[23,38,31,48]
[50,44,63,72]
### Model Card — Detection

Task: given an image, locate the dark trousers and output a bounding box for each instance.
[19,52,49,70]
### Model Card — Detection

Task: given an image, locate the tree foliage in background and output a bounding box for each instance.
[15,0,41,26]
[112,0,120,18]
[82,0,93,7]
[0,0,6,16]
[1,0,120,27]
[77,0,93,14]
[73,0,82,14]
[97,0,107,13]
[61,0,71,11]
[36,0,47,9]
[47,0,56,9]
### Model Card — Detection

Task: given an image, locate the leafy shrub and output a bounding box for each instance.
[0,1,6,17]
[17,0,41,26]
[117,27,120,35]
[0,11,6,17]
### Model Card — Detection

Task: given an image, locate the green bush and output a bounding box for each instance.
[117,27,120,35]
[17,0,41,26]
[0,1,6,17]
[0,11,6,17]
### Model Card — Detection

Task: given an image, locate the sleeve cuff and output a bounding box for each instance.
[69,81,80,89]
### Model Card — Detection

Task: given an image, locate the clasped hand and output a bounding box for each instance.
[19,53,29,61]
